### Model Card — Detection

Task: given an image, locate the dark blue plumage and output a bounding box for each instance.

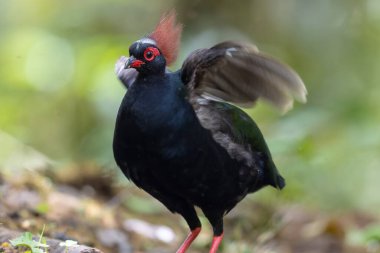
[113,11,306,253]
[114,69,273,208]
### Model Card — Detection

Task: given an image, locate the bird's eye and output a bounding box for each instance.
[143,47,160,62]
[146,51,153,59]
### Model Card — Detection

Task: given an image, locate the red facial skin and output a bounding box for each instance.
[129,59,145,68]
[129,47,160,69]
[144,47,160,61]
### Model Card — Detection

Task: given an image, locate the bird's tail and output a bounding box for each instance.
[274,174,286,190]
[266,159,286,190]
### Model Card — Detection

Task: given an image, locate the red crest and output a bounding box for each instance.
[149,10,183,66]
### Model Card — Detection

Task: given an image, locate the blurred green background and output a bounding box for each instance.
[1,0,380,213]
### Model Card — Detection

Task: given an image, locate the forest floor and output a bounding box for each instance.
[0,165,379,253]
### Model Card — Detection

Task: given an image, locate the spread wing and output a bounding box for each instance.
[181,41,306,190]
[181,41,307,112]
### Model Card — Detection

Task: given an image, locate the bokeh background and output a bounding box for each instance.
[1,0,380,252]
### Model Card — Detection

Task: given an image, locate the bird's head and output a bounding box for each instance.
[125,39,166,75]
[124,10,182,76]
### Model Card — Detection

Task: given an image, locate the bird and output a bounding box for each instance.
[113,10,306,253]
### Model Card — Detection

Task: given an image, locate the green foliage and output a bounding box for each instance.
[9,232,49,253]
[348,224,380,250]
[35,203,49,215]
[361,226,380,243]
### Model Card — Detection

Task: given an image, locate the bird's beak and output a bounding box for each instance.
[124,56,144,69]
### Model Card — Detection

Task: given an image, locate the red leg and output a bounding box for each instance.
[209,233,224,253]
[176,227,202,253]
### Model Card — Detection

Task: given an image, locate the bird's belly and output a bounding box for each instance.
[148,139,248,207]
[114,105,254,210]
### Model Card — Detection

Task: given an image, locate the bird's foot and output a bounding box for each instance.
[176,227,202,253]
[209,233,224,253]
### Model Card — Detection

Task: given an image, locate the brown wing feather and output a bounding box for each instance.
[181,41,296,190]
[181,41,307,112]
